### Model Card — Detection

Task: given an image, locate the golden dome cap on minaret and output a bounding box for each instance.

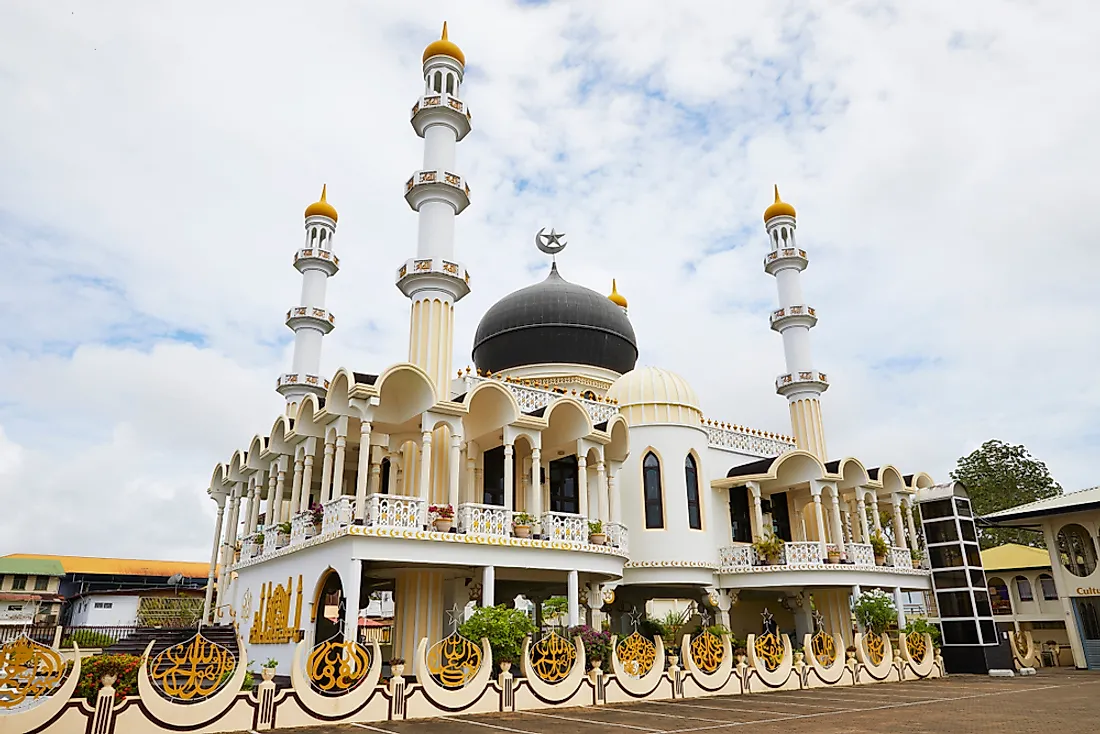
[304,184,338,222]
[608,279,628,308]
[763,184,796,223]
[423,22,465,66]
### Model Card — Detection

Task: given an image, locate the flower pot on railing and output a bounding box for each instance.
[827,549,842,564]
[429,504,454,533]
[389,659,405,678]
[874,555,887,566]
[434,518,453,533]
[261,666,276,682]
[512,512,535,538]
[514,525,531,538]
[667,654,679,669]
[589,533,607,545]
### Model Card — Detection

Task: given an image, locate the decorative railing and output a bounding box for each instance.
[262,525,287,555]
[889,547,914,569]
[783,541,824,565]
[704,424,795,458]
[457,503,511,537]
[0,624,56,645]
[366,493,425,530]
[322,496,354,534]
[290,513,317,546]
[718,540,919,572]
[848,543,875,567]
[461,376,618,425]
[240,533,262,561]
[541,511,588,544]
[720,544,756,568]
[604,522,629,553]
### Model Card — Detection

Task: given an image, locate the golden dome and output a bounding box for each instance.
[763,184,796,222]
[608,279,628,308]
[423,21,465,66]
[304,184,338,222]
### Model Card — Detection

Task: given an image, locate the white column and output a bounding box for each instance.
[904,498,920,550]
[856,493,870,542]
[274,459,287,524]
[482,566,495,608]
[891,495,908,550]
[246,477,260,534]
[355,421,372,521]
[466,443,476,503]
[748,482,765,540]
[300,451,315,513]
[870,493,882,533]
[596,460,608,523]
[829,488,846,556]
[812,491,827,558]
[319,437,334,504]
[331,431,347,500]
[712,589,732,629]
[344,558,362,644]
[290,454,304,517]
[419,430,433,505]
[566,570,579,627]
[530,448,542,532]
[265,469,278,526]
[503,443,514,511]
[203,493,226,623]
[577,455,588,519]
[894,587,906,629]
[609,464,621,525]
[215,483,242,616]
[448,434,462,510]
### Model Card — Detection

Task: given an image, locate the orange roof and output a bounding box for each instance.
[2,554,210,579]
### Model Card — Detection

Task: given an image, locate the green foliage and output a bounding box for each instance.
[458,605,536,665]
[512,512,534,526]
[541,596,568,622]
[951,439,1062,548]
[902,616,941,646]
[567,625,611,671]
[263,657,278,668]
[869,530,890,557]
[853,589,897,634]
[74,653,142,702]
[588,519,604,535]
[752,532,785,560]
[61,629,116,649]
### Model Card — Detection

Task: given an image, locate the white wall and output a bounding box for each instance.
[69,595,141,626]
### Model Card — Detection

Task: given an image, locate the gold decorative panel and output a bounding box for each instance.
[810,630,836,667]
[530,633,575,683]
[249,575,304,644]
[425,632,482,688]
[689,631,723,674]
[615,632,656,678]
[753,631,783,672]
[149,633,235,701]
[307,638,372,695]
[0,635,65,709]
[906,633,927,664]
[866,632,885,666]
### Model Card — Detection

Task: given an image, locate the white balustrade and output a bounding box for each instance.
[720,544,756,568]
[240,533,262,561]
[704,424,796,458]
[890,547,914,569]
[848,543,875,567]
[461,376,618,425]
[457,503,511,537]
[604,522,629,552]
[366,493,425,530]
[541,511,588,544]
[783,541,824,565]
[322,496,354,533]
[262,525,288,555]
[290,512,315,546]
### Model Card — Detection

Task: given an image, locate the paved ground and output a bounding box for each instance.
[277,670,1100,734]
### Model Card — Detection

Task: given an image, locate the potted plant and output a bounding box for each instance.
[254,531,265,545]
[388,658,405,678]
[752,532,785,565]
[869,530,889,566]
[793,645,805,666]
[276,522,292,547]
[310,502,325,530]
[734,647,748,666]
[827,546,842,564]
[429,504,454,532]
[512,512,534,538]
[588,519,607,545]
[659,611,683,667]
[261,657,278,681]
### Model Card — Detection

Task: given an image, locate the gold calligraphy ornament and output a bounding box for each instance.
[810,629,836,667]
[615,632,656,678]
[426,632,482,688]
[865,632,885,665]
[0,635,65,709]
[249,575,304,644]
[906,633,927,664]
[753,631,783,671]
[689,631,723,674]
[149,633,236,701]
[306,637,372,695]
[530,632,576,683]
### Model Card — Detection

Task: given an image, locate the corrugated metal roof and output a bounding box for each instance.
[982,486,1100,522]
[980,543,1051,571]
[0,558,65,576]
[1,554,209,578]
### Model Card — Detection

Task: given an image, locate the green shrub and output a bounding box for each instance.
[61,629,116,649]
[853,589,897,634]
[902,616,941,646]
[458,605,536,667]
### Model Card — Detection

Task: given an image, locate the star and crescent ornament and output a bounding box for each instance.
[535,227,568,256]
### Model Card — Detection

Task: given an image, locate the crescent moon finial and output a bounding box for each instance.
[535,227,568,257]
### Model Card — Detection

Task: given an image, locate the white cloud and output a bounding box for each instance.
[1,1,1098,558]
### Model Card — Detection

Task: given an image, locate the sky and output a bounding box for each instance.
[1,1,1098,562]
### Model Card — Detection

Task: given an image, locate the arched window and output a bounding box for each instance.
[1039,573,1058,600]
[643,452,663,529]
[1056,523,1098,577]
[685,454,701,530]
[434,71,443,93]
[1014,575,1034,602]
[446,73,455,94]
[380,458,390,494]
[987,577,1011,614]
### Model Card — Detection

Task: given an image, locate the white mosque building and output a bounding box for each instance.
[204,25,935,674]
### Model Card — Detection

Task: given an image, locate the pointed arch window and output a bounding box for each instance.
[643,452,663,529]
[685,454,702,529]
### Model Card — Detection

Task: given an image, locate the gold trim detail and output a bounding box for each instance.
[866,632,885,666]
[306,638,372,695]
[906,633,927,664]
[810,629,836,667]
[530,633,576,683]
[249,575,304,644]
[0,635,65,709]
[754,631,783,672]
[615,632,656,678]
[149,633,235,701]
[426,632,482,688]
[689,631,723,674]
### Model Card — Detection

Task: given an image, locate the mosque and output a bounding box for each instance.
[204,24,935,675]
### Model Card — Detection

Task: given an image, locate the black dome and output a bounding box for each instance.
[472,263,639,375]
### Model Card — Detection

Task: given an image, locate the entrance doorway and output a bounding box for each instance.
[315,571,345,644]
[1072,597,1100,669]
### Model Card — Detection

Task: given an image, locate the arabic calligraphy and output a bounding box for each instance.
[0,635,65,709]
[307,638,372,695]
[249,575,304,645]
[811,629,837,667]
[753,631,783,672]
[865,632,885,666]
[530,632,576,683]
[426,632,482,688]
[149,633,235,701]
[906,633,927,664]
[689,631,723,674]
[615,632,656,679]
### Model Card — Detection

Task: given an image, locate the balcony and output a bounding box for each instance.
[719,542,921,574]
[457,503,511,537]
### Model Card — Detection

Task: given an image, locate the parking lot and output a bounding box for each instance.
[275,669,1100,734]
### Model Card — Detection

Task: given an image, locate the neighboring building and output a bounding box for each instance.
[981,543,1071,665]
[199,25,954,678]
[66,587,208,627]
[983,486,1100,669]
[0,558,64,628]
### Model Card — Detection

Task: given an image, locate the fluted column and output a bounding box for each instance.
[290,454,304,517]
[904,498,920,550]
[448,434,462,510]
[856,492,870,542]
[368,450,381,496]
[748,481,765,540]
[577,455,588,519]
[419,430,433,506]
[829,487,846,556]
[530,448,542,531]
[596,459,607,523]
[466,443,477,504]
[319,436,334,504]
[891,494,908,550]
[811,491,828,558]
[870,493,882,533]
[503,443,514,512]
[244,477,258,535]
[203,492,227,623]
[354,421,372,521]
[274,459,287,525]
[265,467,278,527]
[331,431,347,500]
[300,452,315,513]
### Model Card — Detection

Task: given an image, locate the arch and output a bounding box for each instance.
[542,398,593,452]
[433,70,443,92]
[464,380,521,441]
[987,577,1011,614]
[209,463,229,491]
[685,452,702,530]
[228,450,248,481]
[834,456,870,490]
[325,368,356,414]
[770,450,827,486]
[879,465,905,494]
[247,436,268,469]
[1056,523,1098,577]
[293,394,325,436]
[374,362,438,425]
[907,471,935,490]
[267,415,295,455]
[311,567,344,643]
[137,637,247,727]
[605,415,629,463]
[641,448,665,529]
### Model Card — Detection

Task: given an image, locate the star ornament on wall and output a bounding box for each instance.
[627,606,643,632]
[446,603,464,634]
[761,607,775,633]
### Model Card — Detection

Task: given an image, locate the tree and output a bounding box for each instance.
[458,605,536,668]
[951,439,1062,549]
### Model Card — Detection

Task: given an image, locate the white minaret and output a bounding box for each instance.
[396,22,472,396]
[763,186,829,458]
[276,186,340,410]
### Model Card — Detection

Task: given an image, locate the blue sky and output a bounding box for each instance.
[0,0,1098,560]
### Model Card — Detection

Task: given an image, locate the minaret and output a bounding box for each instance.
[396,22,472,396]
[276,186,340,411]
[763,186,829,458]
